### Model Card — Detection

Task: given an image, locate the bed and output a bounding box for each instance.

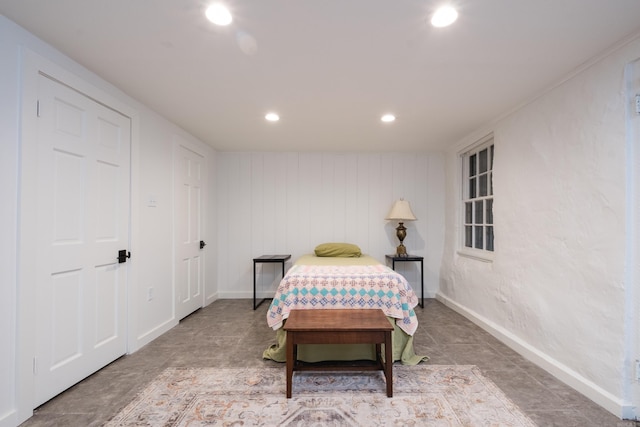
[262,250,428,365]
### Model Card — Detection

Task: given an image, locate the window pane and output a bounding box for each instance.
[479,174,488,197]
[489,172,493,196]
[474,226,483,249]
[465,202,472,223]
[475,200,483,224]
[479,148,488,173]
[462,139,494,255]
[490,145,494,169]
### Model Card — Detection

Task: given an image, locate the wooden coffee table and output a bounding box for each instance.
[283,308,394,398]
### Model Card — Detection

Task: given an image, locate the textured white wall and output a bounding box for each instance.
[216,152,445,300]
[439,36,640,416]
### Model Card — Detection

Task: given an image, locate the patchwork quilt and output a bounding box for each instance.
[266,264,419,335]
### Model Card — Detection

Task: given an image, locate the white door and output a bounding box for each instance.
[34,74,130,405]
[174,141,206,320]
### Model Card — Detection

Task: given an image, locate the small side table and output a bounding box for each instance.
[253,254,291,310]
[386,254,424,308]
[284,309,393,398]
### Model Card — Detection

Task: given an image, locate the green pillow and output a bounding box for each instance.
[314,243,362,257]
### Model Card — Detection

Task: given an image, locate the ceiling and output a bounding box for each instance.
[2,1,640,152]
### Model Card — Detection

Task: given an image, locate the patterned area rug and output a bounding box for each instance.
[106,365,536,426]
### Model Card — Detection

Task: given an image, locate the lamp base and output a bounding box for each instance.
[395,244,408,257]
[395,222,409,257]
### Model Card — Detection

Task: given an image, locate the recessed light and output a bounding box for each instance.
[381,114,396,123]
[205,4,232,26]
[265,113,280,122]
[431,6,458,28]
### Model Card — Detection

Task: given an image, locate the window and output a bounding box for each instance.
[462,137,494,254]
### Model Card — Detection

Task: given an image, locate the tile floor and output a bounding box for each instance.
[20,299,638,426]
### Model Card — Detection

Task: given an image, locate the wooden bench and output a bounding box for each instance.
[283,308,394,398]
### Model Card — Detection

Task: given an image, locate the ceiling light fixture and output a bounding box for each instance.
[205,4,232,26]
[431,6,458,28]
[381,114,396,123]
[265,113,280,122]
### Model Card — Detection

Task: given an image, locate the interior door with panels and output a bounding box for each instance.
[174,139,206,320]
[34,74,131,406]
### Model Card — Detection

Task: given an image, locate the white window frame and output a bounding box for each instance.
[459,135,494,261]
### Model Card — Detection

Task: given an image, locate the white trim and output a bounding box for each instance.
[459,136,495,258]
[436,292,631,418]
[623,57,640,421]
[456,249,494,263]
[126,106,142,353]
[217,291,251,299]
[458,132,494,157]
[135,318,176,348]
[0,413,17,427]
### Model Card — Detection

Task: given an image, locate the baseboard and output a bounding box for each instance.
[218,291,271,299]
[205,292,218,306]
[134,317,177,351]
[0,409,19,427]
[435,292,629,418]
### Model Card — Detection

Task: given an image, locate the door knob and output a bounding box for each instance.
[200,241,207,249]
[117,249,131,263]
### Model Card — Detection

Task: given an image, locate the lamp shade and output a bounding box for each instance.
[385,199,417,221]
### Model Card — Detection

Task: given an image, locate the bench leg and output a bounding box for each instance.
[286,334,294,398]
[384,332,393,397]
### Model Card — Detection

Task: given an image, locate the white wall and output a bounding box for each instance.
[0,17,20,427]
[133,112,217,346]
[216,152,445,301]
[439,35,640,417]
[0,16,216,427]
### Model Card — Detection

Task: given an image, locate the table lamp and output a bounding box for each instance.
[385,199,417,256]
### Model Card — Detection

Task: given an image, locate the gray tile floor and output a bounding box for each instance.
[20,299,637,426]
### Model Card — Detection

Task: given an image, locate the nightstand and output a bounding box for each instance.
[253,254,291,310]
[385,254,424,308]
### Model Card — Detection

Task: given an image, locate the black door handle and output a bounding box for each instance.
[118,250,131,263]
[200,240,207,249]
